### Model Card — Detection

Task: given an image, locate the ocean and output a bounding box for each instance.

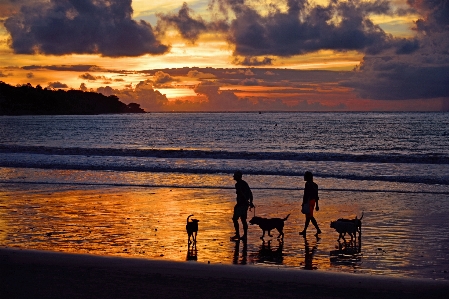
[0,112,448,279]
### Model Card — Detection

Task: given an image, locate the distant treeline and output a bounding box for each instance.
[0,81,145,115]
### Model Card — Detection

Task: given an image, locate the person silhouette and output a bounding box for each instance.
[299,171,322,236]
[231,171,254,241]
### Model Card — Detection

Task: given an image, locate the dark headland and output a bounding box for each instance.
[0,81,145,115]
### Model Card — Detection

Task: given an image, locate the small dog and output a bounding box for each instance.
[330,213,364,241]
[249,214,290,240]
[186,214,199,244]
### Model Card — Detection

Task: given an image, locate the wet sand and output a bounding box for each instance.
[1,179,449,279]
[1,247,448,299]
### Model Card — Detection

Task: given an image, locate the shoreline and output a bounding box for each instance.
[1,247,448,299]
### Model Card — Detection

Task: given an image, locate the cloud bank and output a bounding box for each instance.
[159,0,448,104]
[83,68,349,112]
[162,0,414,56]
[4,0,169,57]
[3,0,448,107]
[344,0,449,101]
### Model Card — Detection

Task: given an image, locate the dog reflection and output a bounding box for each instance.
[331,233,362,253]
[254,240,284,265]
[186,241,198,261]
[232,238,247,265]
[329,232,362,266]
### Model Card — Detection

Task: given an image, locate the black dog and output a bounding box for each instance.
[249,214,290,240]
[186,214,199,244]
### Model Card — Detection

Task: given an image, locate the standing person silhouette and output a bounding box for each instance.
[231,171,254,241]
[299,171,322,236]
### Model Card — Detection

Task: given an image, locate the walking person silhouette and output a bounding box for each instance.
[299,171,322,237]
[231,171,254,241]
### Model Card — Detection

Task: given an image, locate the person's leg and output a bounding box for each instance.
[311,217,321,234]
[241,219,248,239]
[232,218,240,236]
[232,206,240,238]
[299,216,311,235]
[241,208,248,239]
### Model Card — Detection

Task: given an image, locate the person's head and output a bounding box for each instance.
[304,171,313,182]
[233,170,243,181]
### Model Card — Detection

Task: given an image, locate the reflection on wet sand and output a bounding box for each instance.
[187,240,198,261]
[1,182,449,280]
[301,235,320,270]
[232,239,247,265]
[330,229,362,267]
[251,240,284,265]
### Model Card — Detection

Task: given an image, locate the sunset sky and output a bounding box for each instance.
[1,0,448,111]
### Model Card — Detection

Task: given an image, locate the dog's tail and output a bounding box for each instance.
[283,214,291,221]
[187,214,194,224]
[359,212,364,221]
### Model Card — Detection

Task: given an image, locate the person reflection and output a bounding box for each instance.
[186,240,198,261]
[232,239,247,265]
[302,235,319,270]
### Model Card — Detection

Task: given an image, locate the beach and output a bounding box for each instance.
[2,247,449,299]
[1,181,448,279]
[1,113,448,287]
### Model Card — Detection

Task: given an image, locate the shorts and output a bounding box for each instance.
[232,205,248,221]
[307,199,316,217]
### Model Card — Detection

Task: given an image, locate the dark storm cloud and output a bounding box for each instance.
[216,0,404,56]
[79,83,88,91]
[153,71,177,86]
[79,73,117,82]
[157,2,229,43]
[408,0,449,32]
[4,0,169,57]
[344,56,449,100]
[157,2,207,43]
[79,73,97,80]
[344,0,449,102]
[22,65,102,72]
[96,80,169,111]
[234,56,273,66]
[0,71,13,77]
[240,78,260,85]
[47,81,68,89]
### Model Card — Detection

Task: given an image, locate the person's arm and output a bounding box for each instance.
[302,182,308,205]
[249,190,254,208]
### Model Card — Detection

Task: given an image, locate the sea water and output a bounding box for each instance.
[0,112,448,279]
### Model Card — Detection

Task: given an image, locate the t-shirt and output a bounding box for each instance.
[235,179,253,206]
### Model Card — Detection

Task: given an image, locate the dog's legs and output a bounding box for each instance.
[277,229,284,240]
[260,230,266,240]
[268,230,272,237]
